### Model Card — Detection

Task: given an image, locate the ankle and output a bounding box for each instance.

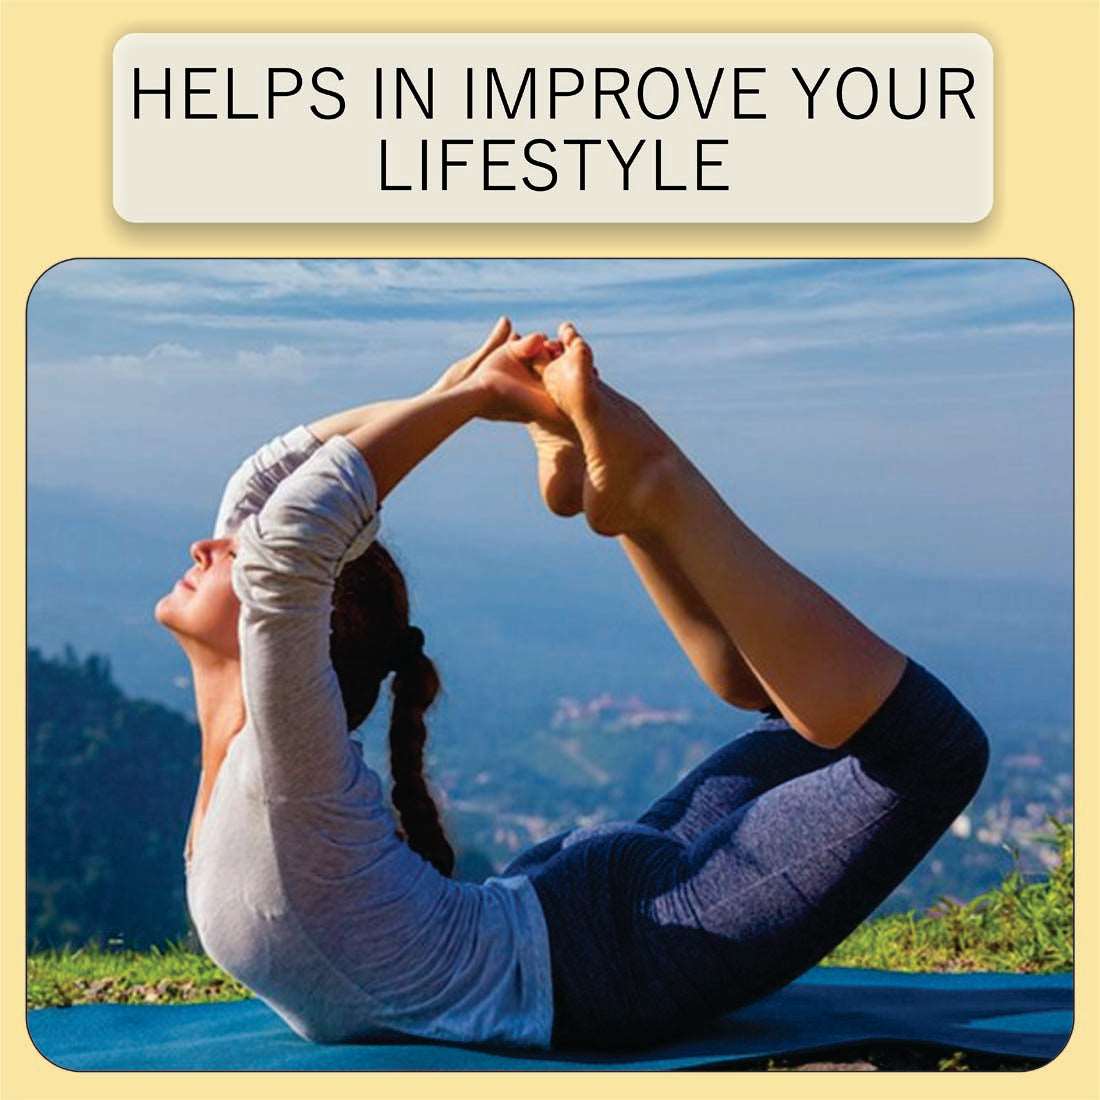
[624,448,688,537]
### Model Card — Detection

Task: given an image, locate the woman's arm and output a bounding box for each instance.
[214,392,457,538]
[305,316,515,443]
[233,330,563,796]
[215,319,516,536]
[344,332,567,502]
[233,437,383,797]
[342,389,482,502]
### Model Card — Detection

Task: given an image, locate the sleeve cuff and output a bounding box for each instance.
[213,424,326,538]
[287,423,324,454]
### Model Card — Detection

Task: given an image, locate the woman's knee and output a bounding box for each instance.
[947,706,991,806]
[911,689,990,817]
[919,667,990,804]
[848,659,990,809]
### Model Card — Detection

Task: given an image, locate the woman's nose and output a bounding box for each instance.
[190,539,215,566]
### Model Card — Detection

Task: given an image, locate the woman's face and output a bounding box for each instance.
[155,536,241,659]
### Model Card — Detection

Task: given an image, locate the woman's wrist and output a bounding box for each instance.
[447,375,495,419]
[426,369,457,396]
[428,354,484,397]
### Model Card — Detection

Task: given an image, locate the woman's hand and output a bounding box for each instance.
[464,331,570,425]
[428,316,568,426]
[344,327,564,502]
[429,316,515,395]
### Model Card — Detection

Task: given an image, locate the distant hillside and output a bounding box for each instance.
[25,647,495,949]
[27,647,201,949]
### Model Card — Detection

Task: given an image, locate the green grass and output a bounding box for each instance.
[27,941,250,1010]
[27,817,1072,1013]
[821,816,1073,974]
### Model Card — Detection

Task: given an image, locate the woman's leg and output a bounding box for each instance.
[618,537,774,709]
[505,712,825,874]
[525,336,987,1047]
[644,660,989,1032]
[527,324,772,712]
[504,722,832,873]
[531,659,989,1049]
[500,829,573,876]
[636,720,840,842]
[538,337,906,749]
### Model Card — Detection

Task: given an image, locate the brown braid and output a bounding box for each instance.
[389,652,455,877]
[327,542,455,878]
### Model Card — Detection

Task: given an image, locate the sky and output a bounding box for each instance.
[28,258,1072,589]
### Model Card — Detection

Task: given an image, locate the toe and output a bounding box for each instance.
[568,337,595,373]
[548,353,599,424]
[558,321,579,346]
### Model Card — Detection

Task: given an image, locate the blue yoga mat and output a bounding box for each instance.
[27,966,1072,1071]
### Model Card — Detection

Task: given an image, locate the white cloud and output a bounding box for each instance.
[234,344,308,380]
[80,342,203,379]
[36,258,770,309]
[34,341,317,386]
[30,261,1071,390]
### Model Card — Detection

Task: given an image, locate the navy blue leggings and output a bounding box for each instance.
[504,659,990,1050]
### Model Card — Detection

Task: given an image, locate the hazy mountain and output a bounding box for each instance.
[27,646,199,949]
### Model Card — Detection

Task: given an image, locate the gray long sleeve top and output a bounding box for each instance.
[184,426,554,1048]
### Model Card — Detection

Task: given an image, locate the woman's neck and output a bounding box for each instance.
[183,652,246,865]
[191,654,246,771]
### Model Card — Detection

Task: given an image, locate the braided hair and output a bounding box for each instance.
[328,541,455,877]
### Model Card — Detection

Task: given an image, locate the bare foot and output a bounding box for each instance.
[524,323,587,517]
[526,420,586,517]
[538,330,677,537]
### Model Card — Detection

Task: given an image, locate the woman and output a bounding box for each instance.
[155,319,989,1052]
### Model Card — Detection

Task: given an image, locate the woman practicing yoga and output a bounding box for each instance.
[156,319,989,1051]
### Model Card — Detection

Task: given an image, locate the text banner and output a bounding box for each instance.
[113,33,994,223]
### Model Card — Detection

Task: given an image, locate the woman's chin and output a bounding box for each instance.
[153,593,179,629]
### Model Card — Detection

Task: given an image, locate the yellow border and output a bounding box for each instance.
[2,1,1096,1098]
